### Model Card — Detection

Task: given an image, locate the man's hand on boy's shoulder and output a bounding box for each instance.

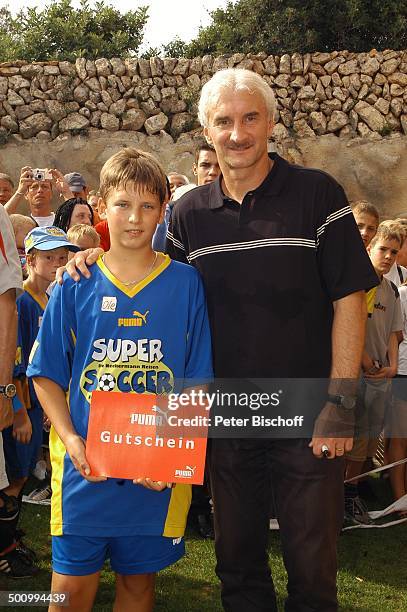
[57,248,104,284]
[65,432,107,482]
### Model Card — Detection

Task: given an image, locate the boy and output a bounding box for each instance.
[2,227,78,572]
[351,200,379,248]
[344,223,403,524]
[28,148,213,611]
[9,214,36,279]
[67,224,100,252]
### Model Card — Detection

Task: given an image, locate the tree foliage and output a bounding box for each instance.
[0,0,148,62]
[185,0,407,56]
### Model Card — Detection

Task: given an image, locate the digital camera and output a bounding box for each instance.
[32,168,52,181]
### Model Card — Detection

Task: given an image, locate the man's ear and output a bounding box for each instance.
[267,119,275,139]
[192,163,198,177]
[203,126,213,146]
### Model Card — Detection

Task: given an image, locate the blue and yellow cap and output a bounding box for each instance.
[24,226,80,254]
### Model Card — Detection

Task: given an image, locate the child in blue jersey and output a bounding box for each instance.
[2,227,77,568]
[28,148,213,611]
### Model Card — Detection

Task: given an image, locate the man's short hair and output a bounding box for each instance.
[9,214,36,234]
[0,173,14,188]
[370,221,403,248]
[198,68,277,128]
[100,148,167,204]
[350,200,380,223]
[67,223,100,247]
[194,139,217,165]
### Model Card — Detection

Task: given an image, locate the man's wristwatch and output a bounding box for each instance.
[0,383,17,399]
[327,393,356,410]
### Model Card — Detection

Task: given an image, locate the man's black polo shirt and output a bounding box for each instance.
[166,153,377,379]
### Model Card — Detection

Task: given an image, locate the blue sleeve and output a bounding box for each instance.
[27,278,76,391]
[184,270,213,383]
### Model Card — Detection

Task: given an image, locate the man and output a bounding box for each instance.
[5,166,54,227]
[193,141,221,186]
[64,172,88,200]
[166,69,378,611]
[63,69,378,611]
[0,174,14,206]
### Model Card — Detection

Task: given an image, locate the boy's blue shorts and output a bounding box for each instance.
[3,403,43,480]
[52,533,185,576]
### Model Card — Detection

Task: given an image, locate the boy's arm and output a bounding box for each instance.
[365,331,399,379]
[12,377,32,444]
[33,376,106,483]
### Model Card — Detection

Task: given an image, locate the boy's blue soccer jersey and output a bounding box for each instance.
[27,255,213,537]
[3,286,46,479]
[14,285,47,405]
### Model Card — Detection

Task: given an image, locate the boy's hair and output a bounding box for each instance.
[350,200,380,223]
[9,214,36,235]
[67,223,100,247]
[194,140,216,164]
[100,148,167,204]
[369,221,403,249]
[0,172,14,188]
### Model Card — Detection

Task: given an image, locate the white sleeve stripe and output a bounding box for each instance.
[316,206,352,238]
[166,230,186,252]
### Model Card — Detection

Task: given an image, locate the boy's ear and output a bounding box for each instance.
[158,202,166,225]
[98,198,106,215]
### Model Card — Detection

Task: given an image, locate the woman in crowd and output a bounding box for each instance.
[54,198,93,233]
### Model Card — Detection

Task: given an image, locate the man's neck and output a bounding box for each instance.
[221,155,273,204]
[31,208,52,218]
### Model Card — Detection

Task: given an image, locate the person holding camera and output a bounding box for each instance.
[4,167,55,227]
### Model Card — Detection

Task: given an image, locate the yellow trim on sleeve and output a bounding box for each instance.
[96,254,171,298]
[49,425,66,536]
[163,484,192,538]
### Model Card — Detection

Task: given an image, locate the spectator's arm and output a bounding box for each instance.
[0,289,17,430]
[4,166,33,215]
[387,331,399,377]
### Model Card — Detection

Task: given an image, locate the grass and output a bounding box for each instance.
[1,478,406,611]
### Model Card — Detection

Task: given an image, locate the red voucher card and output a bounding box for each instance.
[86,391,209,484]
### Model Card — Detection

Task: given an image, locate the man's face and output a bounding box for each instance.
[26,180,52,215]
[193,150,221,186]
[168,174,187,195]
[0,179,13,205]
[203,89,273,172]
[70,187,87,200]
[368,238,400,276]
[353,212,378,248]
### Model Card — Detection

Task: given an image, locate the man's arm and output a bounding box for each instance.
[0,289,17,430]
[310,290,367,458]
[33,376,105,482]
[4,166,33,215]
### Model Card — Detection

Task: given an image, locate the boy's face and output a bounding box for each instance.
[353,212,378,248]
[368,238,400,276]
[104,184,164,252]
[29,247,69,283]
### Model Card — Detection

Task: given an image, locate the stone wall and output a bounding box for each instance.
[0,49,406,145]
